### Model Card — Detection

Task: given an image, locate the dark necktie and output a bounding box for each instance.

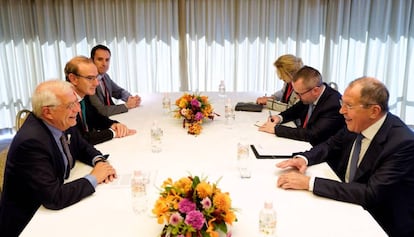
[303,104,314,128]
[80,100,89,132]
[100,78,112,105]
[60,134,74,178]
[349,134,363,182]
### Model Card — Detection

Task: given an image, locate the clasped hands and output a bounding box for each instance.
[91,161,117,184]
[276,157,311,191]
[125,95,141,109]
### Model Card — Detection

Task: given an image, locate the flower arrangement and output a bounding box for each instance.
[152,175,237,237]
[174,93,214,135]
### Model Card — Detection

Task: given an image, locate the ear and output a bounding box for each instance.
[42,106,54,120]
[67,73,78,85]
[369,105,382,119]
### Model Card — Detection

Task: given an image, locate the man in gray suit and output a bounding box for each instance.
[89,45,141,116]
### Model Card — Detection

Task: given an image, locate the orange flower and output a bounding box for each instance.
[213,192,231,212]
[196,181,213,199]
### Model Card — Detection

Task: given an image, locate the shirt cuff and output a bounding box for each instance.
[109,128,116,137]
[277,115,283,124]
[84,174,98,188]
[92,155,107,166]
[308,176,315,191]
[293,155,308,165]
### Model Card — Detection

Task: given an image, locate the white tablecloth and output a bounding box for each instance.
[21,92,387,237]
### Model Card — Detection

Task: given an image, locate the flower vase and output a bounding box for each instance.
[183,119,202,135]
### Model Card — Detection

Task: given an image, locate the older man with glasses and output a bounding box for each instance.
[275,77,414,236]
[65,56,136,145]
[0,80,117,236]
[259,66,344,146]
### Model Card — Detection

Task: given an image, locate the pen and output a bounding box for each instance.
[268,111,274,122]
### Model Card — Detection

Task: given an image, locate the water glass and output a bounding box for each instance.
[237,142,251,178]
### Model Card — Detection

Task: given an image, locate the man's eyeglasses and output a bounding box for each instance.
[294,87,315,97]
[46,101,79,110]
[73,73,98,81]
[339,100,377,110]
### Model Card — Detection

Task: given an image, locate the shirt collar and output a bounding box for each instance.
[361,113,387,141]
[43,121,64,141]
[313,84,326,106]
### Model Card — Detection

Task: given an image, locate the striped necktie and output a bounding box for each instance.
[60,134,74,179]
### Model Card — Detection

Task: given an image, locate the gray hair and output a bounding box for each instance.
[32,80,74,117]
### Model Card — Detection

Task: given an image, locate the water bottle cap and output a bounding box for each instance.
[264,201,273,209]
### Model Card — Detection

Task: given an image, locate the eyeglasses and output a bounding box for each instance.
[73,73,98,81]
[46,101,79,110]
[339,100,377,110]
[294,87,315,97]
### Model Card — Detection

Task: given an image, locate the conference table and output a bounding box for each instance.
[21,92,387,237]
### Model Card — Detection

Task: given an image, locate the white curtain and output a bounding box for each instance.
[1,0,413,130]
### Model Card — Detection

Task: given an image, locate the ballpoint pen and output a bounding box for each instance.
[268,110,274,122]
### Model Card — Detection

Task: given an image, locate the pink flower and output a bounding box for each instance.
[184,210,205,230]
[169,212,183,226]
[191,98,201,107]
[178,198,196,213]
[201,197,212,209]
[194,112,203,121]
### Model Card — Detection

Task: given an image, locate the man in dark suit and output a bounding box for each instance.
[259,66,345,146]
[276,77,414,236]
[65,56,136,145]
[0,80,117,236]
[89,44,141,116]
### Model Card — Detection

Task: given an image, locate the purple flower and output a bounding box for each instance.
[194,112,203,121]
[169,212,183,226]
[201,197,212,209]
[184,210,205,230]
[178,198,196,213]
[191,99,201,108]
[177,235,185,237]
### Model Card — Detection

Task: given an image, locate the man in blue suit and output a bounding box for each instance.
[259,66,345,146]
[0,80,117,236]
[276,77,414,236]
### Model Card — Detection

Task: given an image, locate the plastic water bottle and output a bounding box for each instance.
[131,171,147,214]
[151,121,163,153]
[162,93,171,114]
[224,98,234,125]
[218,80,226,97]
[259,200,277,236]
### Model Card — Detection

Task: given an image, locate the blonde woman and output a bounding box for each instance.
[256,54,303,110]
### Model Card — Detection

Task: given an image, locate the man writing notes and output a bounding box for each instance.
[259,66,345,146]
[0,80,117,236]
[65,56,136,145]
[276,77,414,237]
[89,44,141,116]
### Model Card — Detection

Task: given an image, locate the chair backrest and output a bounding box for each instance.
[328,82,338,91]
[0,147,8,193]
[16,109,31,131]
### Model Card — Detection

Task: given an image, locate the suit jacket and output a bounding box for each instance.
[0,113,100,236]
[276,83,345,146]
[76,95,118,145]
[301,113,414,237]
[89,73,131,116]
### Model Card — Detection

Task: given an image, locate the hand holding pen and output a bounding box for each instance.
[268,110,275,122]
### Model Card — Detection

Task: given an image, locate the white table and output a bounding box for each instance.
[21,92,387,237]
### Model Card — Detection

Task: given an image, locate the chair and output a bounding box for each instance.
[328,82,338,91]
[0,147,8,193]
[16,109,31,131]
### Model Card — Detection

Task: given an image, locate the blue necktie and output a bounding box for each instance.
[349,134,363,182]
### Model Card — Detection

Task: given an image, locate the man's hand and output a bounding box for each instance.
[258,116,280,134]
[276,157,308,173]
[125,95,141,109]
[90,161,117,184]
[111,123,137,138]
[277,171,310,190]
